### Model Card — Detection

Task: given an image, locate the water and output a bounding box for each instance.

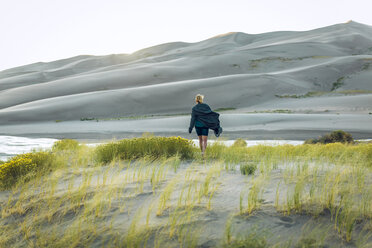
[5,136,367,162]
[193,139,304,147]
[0,136,58,161]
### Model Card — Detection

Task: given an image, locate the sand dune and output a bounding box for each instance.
[0,21,371,138]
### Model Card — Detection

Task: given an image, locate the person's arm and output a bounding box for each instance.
[189,109,196,133]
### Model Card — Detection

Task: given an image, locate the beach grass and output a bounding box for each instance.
[0,137,372,247]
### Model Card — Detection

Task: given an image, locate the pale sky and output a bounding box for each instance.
[1,0,372,71]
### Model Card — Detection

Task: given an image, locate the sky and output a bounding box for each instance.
[1,0,372,71]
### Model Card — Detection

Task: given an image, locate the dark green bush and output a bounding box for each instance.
[0,152,55,189]
[304,130,354,144]
[52,139,80,151]
[240,163,257,175]
[94,136,195,164]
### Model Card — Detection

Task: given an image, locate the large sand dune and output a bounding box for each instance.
[0,21,371,139]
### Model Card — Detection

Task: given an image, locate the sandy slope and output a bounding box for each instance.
[0,21,371,138]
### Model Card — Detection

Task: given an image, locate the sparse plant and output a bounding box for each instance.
[305,130,354,144]
[233,138,247,147]
[52,139,80,152]
[240,163,257,175]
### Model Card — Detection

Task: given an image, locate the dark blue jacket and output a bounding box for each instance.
[189,103,221,131]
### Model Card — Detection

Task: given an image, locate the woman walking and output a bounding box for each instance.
[188,94,222,156]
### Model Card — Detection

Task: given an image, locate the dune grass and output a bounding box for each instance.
[1,137,372,247]
[94,136,194,164]
[0,151,58,189]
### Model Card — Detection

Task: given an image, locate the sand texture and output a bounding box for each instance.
[0,21,372,139]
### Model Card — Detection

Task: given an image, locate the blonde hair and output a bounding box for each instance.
[195,94,204,103]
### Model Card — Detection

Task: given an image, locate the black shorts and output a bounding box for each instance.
[195,127,209,136]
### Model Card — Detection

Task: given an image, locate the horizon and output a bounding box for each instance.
[1,0,372,71]
[2,20,370,72]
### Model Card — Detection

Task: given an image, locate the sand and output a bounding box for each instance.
[0,21,372,139]
[1,158,371,247]
[0,113,371,141]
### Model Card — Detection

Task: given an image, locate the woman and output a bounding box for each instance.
[188,94,222,156]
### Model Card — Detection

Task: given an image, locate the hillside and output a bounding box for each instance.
[0,21,371,139]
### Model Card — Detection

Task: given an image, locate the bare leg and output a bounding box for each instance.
[202,135,208,155]
[198,136,203,152]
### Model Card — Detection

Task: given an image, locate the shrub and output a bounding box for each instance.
[94,136,195,164]
[305,130,354,144]
[0,152,55,189]
[240,163,257,175]
[233,138,247,147]
[52,139,80,151]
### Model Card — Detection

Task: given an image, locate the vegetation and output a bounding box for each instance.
[305,130,354,144]
[80,117,97,121]
[233,138,247,147]
[275,89,372,98]
[240,163,257,175]
[224,231,268,248]
[275,91,326,98]
[331,76,345,91]
[94,136,194,164]
[1,136,372,247]
[0,152,56,189]
[52,139,80,151]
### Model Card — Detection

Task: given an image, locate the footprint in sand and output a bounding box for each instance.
[277,216,295,228]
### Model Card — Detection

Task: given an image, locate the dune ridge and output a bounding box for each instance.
[0,21,371,139]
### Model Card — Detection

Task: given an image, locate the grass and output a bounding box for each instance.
[304,130,354,144]
[275,90,372,99]
[0,151,57,189]
[240,163,257,175]
[275,91,327,98]
[1,137,372,247]
[233,138,247,147]
[94,136,194,164]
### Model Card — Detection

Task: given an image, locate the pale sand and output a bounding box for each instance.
[0,21,372,138]
[1,160,370,247]
[0,113,371,140]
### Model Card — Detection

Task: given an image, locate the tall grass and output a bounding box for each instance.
[206,142,372,168]
[1,137,372,247]
[94,136,195,164]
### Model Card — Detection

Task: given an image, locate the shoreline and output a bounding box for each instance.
[1,113,371,141]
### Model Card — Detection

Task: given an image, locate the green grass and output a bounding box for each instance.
[240,163,257,175]
[233,138,247,147]
[52,139,80,151]
[94,136,194,164]
[205,141,372,168]
[1,137,372,247]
